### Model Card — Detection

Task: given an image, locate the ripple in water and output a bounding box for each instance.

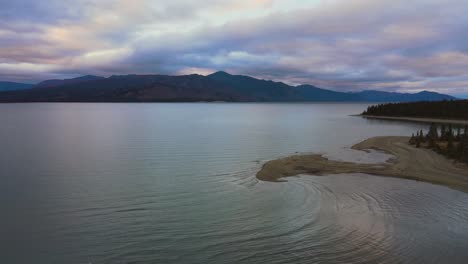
[1,103,467,263]
[127,173,468,264]
[245,174,468,264]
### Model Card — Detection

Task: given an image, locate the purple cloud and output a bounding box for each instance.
[1,0,468,96]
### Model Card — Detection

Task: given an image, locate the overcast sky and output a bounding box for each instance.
[1,0,468,96]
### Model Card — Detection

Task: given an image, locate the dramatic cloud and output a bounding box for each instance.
[1,0,468,96]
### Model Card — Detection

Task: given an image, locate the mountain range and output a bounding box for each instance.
[0,71,456,102]
[0,81,34,92]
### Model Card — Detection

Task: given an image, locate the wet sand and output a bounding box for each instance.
[257,136,468,193]
[359,115,468,125]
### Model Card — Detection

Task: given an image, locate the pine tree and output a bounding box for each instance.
[427,123,438,148]
[428,134,435,148]
[447,131,454,157]
[409,133,416,145]
[427,123,433,138]
[457,136,465,159]
[441,124,446,140]
[448,124,453,140]
[462,142,468,163]
[419,129,425,143]
[415,131,421,148]
[431,123,439,139]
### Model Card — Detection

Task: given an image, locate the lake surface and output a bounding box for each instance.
[1,103,467,264]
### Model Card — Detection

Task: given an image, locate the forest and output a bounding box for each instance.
[409,123,468,163]
[362,100,468,119]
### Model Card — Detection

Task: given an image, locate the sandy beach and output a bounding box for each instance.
[257,136,468,193]
[359,115,468,125]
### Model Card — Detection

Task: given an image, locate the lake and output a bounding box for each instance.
[1,103,468,263]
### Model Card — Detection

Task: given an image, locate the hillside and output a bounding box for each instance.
[35,75,106,88]
[0,81,34,92]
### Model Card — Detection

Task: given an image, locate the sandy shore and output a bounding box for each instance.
[359,115,468,125]
[257,136,468,193]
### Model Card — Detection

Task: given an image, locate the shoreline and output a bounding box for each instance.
[256,136,468,193]
[358,114,468,125]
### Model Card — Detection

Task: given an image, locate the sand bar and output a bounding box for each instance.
[359,115,468,125]
[257,136,468,193]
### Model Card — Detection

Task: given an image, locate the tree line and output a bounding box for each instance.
[362,100,468,120]
[409,123,468,163]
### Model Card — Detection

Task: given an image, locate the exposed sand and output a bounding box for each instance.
[359,115,468,125]
[257,136,468,193]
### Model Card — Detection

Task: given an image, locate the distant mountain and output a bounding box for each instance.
[0,72,457,102]
[0,81,33,92]
[294,85,358,101]
[35,75,105,88]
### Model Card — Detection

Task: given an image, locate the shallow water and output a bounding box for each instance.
[1,103,467,263]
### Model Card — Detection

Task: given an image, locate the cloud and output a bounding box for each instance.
[1,0,468,95]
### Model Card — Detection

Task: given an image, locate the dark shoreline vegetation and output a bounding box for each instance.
[410,123,468,163]
[362,100,468,162]
[362,100,468,120]
[0,72,455,102]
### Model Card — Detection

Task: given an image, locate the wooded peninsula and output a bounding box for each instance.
[362,100,468,120]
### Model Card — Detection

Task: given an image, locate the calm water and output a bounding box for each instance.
[1,103,467,264]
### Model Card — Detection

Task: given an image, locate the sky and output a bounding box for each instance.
[1,0,468,97]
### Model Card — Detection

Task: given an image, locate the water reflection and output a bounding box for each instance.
[0,103,464,264]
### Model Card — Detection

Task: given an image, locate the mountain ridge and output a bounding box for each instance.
[0,71,456,102]
[35,75,105,88]
[0,81,34,92]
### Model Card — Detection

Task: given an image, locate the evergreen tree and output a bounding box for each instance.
[427,123,433,138]
[460,134,468,162]
[419,129,425,143]
[433,123,439,139]
[447,131,454,156]
[428,134,435,148]
[415,131,421,148]
[448,124,453,140]
[457,136,465,158]
[462,142,468,163]
[441,124,446,140]
[409,133,416,145]
[427,123,438,147]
